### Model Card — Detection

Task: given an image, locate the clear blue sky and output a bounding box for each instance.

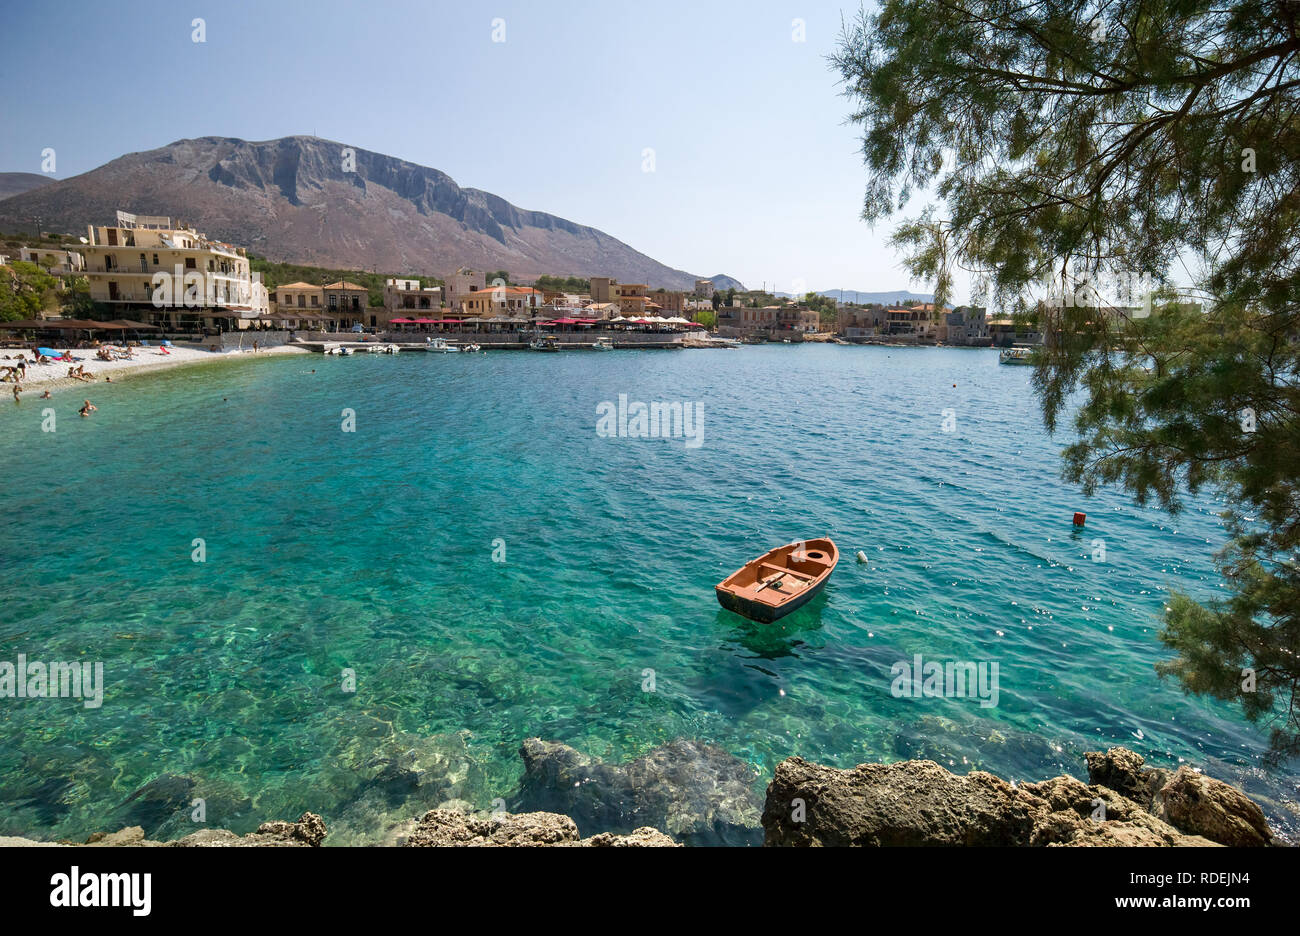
[0,0,955,296]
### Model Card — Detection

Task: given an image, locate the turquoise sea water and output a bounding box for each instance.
[1,345,1295,843]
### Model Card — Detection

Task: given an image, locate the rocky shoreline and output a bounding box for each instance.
[0,743,1282,847]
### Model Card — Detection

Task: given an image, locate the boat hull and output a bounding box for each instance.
[715,576,827,623]
[715,537,838,623]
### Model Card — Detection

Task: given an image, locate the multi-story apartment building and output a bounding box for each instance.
[322,281,369,327]
[590,277,616,303]
[885,306,938,339]
[722,305,820,337]
[649,289,685,314]
[77,211,267,329]
[945,306,990,346]
[272,282,325,313]
[615,283,648,317]
[444,268,487,310]
[9,245,84,274]
[839,305,887,338]
[379,278,444,328]
[459,285,544,318]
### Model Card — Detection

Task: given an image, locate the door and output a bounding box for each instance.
[108,282,119,301]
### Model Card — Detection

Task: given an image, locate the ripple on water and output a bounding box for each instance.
[0,346,1294,843]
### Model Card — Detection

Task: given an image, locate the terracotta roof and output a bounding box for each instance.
[323,281,367,291]
[464,286,541,297]
[279,281,320,289]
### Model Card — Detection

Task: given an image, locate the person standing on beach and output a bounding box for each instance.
[12,385,21,402]
[79,399,96,417]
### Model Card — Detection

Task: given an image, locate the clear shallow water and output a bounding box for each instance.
[0,345,1295,842]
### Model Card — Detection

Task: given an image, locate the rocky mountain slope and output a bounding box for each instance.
[0,136,732,290]
[0,172,55,201]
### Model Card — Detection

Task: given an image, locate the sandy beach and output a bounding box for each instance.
[0,343,310,395]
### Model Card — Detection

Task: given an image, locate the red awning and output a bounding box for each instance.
[390,318,416,323]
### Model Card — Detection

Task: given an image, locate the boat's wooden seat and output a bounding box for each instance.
[759,562,815,582]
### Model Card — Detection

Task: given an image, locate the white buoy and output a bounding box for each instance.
[855,550,869,564]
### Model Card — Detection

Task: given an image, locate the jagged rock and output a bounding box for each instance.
[762,757,1037,846]
[1083,747,1167,805]
[1018,777,1214,846]
[402,809,678,847]
[763,748,1272,847]
[516,738,762,845]
[581,827,680,847]
[1151,766,1272,847]
[1086,747,1272,846]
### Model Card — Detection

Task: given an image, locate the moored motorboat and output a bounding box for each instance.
[427,337,455,352]
[592,337,614,351]
[998,346,1035,365]
[715,538,838,623]
[529,336,560,351]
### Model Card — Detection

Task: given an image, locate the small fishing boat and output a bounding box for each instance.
[592,337,614,351]
[715,538,838,623]
[529,336,560,352]
[426,337,455,353]
[462,343,482,353]
[998,346,1035,365]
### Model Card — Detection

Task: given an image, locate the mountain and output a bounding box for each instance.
[0,136,736,290]
[0,172,56,201]
[705,273,746,291]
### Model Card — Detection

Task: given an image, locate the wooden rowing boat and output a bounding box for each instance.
[715,538,838,623]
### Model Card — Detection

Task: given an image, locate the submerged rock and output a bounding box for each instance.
[516,738,763,845]
[762,747,1274,847]
[402,809,678,847]
[328,730,492,846]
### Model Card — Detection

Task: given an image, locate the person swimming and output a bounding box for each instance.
[79,399,96,417]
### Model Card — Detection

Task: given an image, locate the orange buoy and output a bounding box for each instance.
[1073,512,1086,526]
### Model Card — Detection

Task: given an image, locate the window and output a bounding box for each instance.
[152,254,159,265]
[311,296,319,307]
[185,258,196,269]
[297,295,305,308]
